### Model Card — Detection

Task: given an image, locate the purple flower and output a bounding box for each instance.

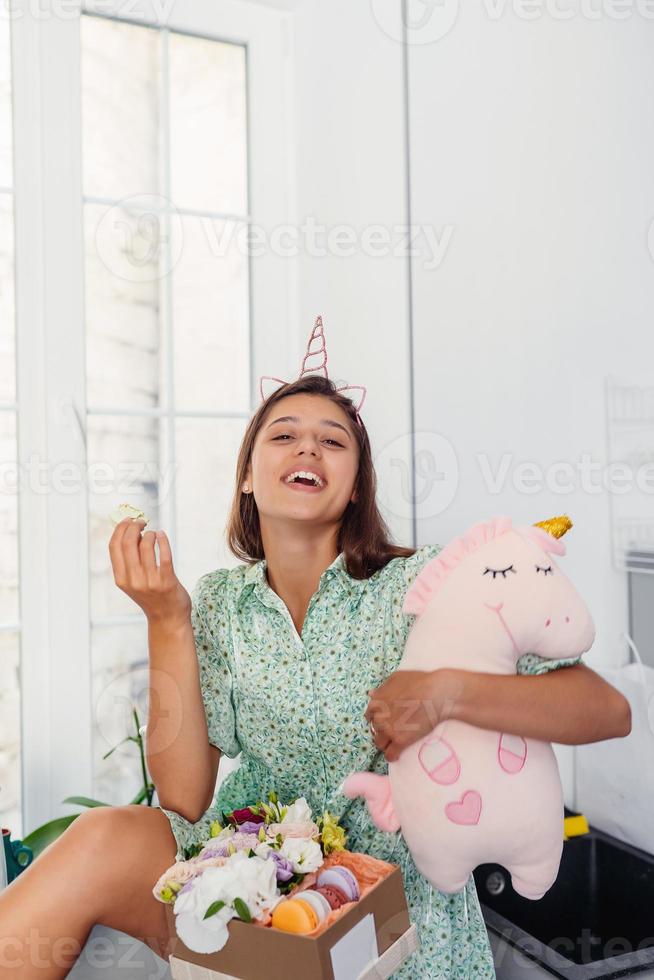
[231,833,261,851]
[267,850,295,883]
[237,821,265,835]
[199,847,228,860]
[198,833,259,861]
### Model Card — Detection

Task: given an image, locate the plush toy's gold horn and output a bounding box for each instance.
[533,515,573,538]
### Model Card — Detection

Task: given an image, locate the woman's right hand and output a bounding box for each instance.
[108,518,192,627]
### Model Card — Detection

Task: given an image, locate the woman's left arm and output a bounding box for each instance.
[446,662,631,744]
[366,664,632,763]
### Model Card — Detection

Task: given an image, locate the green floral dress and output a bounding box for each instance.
[159,545,581,979]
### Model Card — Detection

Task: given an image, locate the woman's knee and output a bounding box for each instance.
[86,802,172,838]
[66,805,176,866]
[66,805,130,849]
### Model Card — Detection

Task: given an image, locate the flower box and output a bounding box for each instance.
[165,859,415,980]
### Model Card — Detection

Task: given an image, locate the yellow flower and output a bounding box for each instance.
[159,886,175,903]
[209,820,223,838]
[320,811,347,854]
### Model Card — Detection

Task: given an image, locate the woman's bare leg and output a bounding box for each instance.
[0,804,179,979]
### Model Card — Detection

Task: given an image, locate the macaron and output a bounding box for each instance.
[317,866,360,902]
[271,897,319,934]
[315,884,350,911]
[297,889,332,922]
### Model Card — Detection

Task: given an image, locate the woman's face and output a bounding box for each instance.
[245,393,360,528]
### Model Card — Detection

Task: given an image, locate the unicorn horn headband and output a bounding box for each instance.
[258,315,367,428]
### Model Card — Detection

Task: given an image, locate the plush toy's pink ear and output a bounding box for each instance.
[402,558,444,616]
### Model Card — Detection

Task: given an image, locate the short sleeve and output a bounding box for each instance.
[191,571,242,758]
[388,543,442,655]
[516,652,583,675]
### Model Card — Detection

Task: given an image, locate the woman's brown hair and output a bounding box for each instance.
[226,374,415,579]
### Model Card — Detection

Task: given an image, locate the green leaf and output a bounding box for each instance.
[22,814,80,858]
[62,796,110,809]
[233,898,251,923]
[102,736,131,760]
[203,900,226,920]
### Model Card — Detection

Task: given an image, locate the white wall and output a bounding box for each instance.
[405,7,654,810]
[290,0,415,546]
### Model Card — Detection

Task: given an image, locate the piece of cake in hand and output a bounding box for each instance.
[109,502,149,526]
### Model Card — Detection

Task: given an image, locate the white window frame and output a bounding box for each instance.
[11,0,297,833]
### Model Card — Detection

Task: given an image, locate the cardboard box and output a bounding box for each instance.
[165,864,415,980]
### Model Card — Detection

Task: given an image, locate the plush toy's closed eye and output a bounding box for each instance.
[483,565,517,579]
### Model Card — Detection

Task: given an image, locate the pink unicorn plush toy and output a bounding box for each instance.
[343,515,595,899]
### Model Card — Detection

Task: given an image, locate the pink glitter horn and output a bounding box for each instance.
[258,315,367,428]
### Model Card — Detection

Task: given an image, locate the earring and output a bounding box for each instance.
[243,483,249,493]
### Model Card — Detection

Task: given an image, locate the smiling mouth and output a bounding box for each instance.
[282,474,327,493]
[283,480,325,493]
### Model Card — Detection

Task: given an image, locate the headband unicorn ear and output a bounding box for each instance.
[258,315,367,428]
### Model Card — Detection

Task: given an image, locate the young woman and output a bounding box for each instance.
[0,373,631,979]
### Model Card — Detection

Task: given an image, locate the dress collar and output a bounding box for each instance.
[237,551,367,610]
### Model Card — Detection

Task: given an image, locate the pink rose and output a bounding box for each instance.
[266,821,319,839]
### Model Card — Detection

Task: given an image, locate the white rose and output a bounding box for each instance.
[228,852,279,915]
[172,853,280,955]
[174,869,237,953]
[280,837,324,874]
[281,797,313,825]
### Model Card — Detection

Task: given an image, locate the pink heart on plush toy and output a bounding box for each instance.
[445,790,482,826]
